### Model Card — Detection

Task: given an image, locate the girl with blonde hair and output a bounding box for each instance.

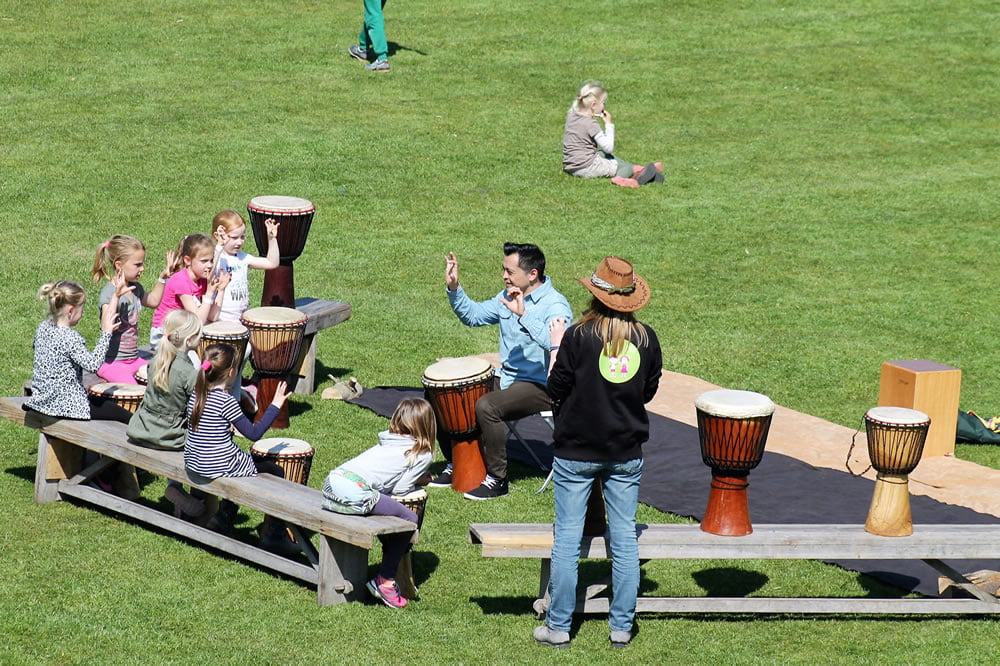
[91,234,174,383]
[534,256,662,649]
[26,277,133,423]
[127,310,205,517]
[562,81,664,188]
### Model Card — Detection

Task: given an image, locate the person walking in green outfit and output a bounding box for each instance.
[348,0,391,72]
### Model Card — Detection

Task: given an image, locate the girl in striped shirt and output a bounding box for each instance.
[184,342,297,555]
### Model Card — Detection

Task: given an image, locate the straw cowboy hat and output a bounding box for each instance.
[575,256,650,312]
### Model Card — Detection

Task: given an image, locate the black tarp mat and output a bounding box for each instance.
[350,386,1000,597]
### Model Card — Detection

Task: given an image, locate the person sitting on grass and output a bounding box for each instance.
[562,81,664,189]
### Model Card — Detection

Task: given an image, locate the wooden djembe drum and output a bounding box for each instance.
[421,357,494,492]
[695,389,775,536]
[247,195,315,308]
[199,320,250,376]
[862,406,930,537]
[241,306,307,429]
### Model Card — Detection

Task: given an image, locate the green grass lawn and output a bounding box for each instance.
[1,0,999,662]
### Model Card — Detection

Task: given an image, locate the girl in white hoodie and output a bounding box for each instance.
[321,398,436,608]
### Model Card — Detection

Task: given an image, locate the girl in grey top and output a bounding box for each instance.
[562,81,663,188]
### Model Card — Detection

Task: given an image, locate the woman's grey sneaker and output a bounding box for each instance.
[366,59,390,72]
[533,625,570,648]
[610,630,632,648]
[348,45,368,61]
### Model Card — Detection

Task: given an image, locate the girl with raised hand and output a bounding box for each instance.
[26,276,134,423]
[149,234,229,346]
[562,81,663,189]
[184,343,297,555]
[91,234,174,383]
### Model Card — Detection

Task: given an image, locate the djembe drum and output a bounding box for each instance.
[88,382,145,413]
[199,320,251,375]
[247,195,315,308]
[392,488,428,530]
[134,364,148,386]
[695,389,775,536]
[241,306,308,429]
[250,437,315,485]
[422,357,494,492]
[863,406,930,537]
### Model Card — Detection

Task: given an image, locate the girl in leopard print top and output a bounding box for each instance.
[25,277,135,423]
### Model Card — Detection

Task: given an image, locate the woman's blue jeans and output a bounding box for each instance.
[546,456,642,634]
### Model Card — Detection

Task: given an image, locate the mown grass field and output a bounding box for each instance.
[1,0,998,662]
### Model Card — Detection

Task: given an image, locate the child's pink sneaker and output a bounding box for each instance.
[367,575,408,608]
[611,176,640,188]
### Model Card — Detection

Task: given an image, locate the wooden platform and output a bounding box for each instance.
[469,523,1000,615]
[1,396,416,606]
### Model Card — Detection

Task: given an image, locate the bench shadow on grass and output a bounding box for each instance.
[471,561,663,616]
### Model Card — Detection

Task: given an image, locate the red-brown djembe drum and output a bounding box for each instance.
[862,406,930,537]
[241,306,307,429]
[695,389,775,536]
[421,357,494,493]
[247,195,315,308]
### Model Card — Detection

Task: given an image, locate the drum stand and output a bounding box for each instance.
[865,472,914,537]
[701,471,754,536]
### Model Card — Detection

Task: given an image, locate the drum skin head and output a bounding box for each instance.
[695,389,775,419]
[392,488,428,501]
[247,195,314,214]
[241,306,308,326]
[203,320,249,336]
[423,357,492,383]
[251,437,314,455]
[865,406,930,426]
[88,382,145,398]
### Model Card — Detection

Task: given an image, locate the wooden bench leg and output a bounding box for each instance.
[317,534,368,606]
[34,433,82,504]
[533,559,551,618]
[293,332,318,395]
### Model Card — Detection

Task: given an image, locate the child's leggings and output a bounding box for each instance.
[373,493,418,579]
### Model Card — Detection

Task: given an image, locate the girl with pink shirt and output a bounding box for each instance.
[150,234,230,346]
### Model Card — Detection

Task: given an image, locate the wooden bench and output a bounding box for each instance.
[291,297,351,395]
[469,522,1000,615]
[1,396,416,606]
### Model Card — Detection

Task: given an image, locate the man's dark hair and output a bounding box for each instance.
[503,242,546,280]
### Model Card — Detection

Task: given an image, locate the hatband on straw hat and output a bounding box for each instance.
[575,256,650,312]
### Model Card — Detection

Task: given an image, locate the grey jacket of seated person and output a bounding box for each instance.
[127,350,198,450]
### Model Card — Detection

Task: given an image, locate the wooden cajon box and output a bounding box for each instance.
[878,360,961,457]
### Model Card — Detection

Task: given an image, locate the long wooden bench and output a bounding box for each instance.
[469,522,1000,615]
[1,396,416,606]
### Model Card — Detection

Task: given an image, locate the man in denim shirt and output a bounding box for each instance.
[431,243,572,499]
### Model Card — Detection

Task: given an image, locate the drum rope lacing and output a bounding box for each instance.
[845,416,872,477]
